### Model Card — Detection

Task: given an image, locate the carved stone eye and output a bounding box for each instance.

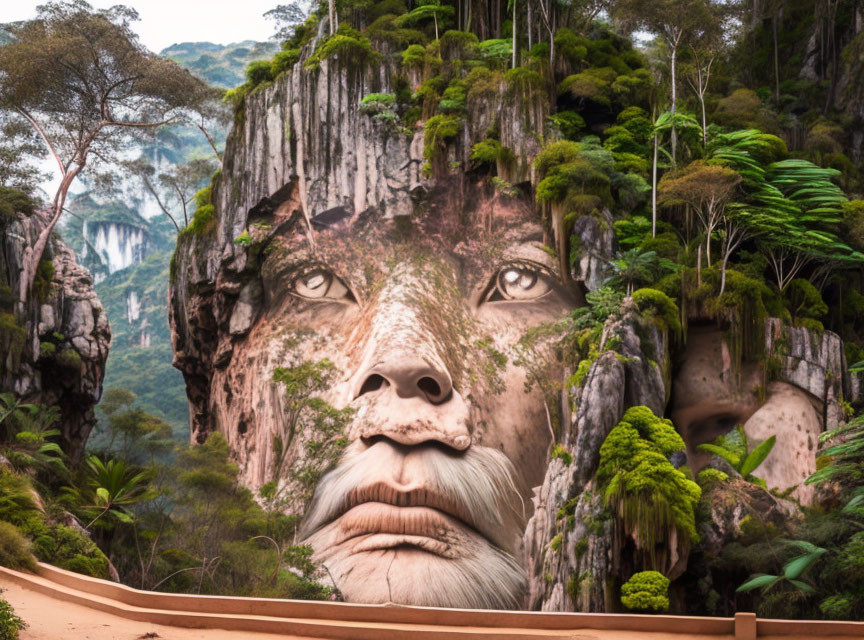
[292,267,351,301]
[486,264,551,302]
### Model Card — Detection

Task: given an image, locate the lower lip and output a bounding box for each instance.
[331,503,470,556]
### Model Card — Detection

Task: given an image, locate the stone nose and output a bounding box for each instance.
[356,356,453,405]
[353,355,470,451]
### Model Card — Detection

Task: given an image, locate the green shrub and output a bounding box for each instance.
[270,48,300,77]
[632,288,682,335]
[0,594,26,640]
[505,66,544,99]
[0,187,35,224]
[548,110,585,141]
[55,348,82,371]
[784,278,828,321]
[401,43,427,67]
[0,522,36,572]
[244,60,273,86]
[551,444,572,465]
[306,29,376,70]
[620,571,670,612]
[439,30,478,60]
[39,342,55,359]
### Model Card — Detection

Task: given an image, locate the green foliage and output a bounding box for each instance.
[737,540,827,596]
[0,187,34,224]
[0,314,26,377]
[270,48,300,77]
[271,357,353,507]
[306,28,376,70]
[697,468,729,489]
[632,288,681,335]
[0,593,26,640]
[535,140,612,215]
[548,110,585,141]
[180,185,216,238]
[784,278,828,323]
[620,571,670,612]
[32,260,54,304]
[597,406,701,570]
[401,43,427,67]
[423,114,461,167]
[551,444,572,465]
[0,521,36,572]
[697,426,776,486]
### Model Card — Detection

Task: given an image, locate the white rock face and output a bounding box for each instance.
[82,221,147,274]
[126,289,140,324]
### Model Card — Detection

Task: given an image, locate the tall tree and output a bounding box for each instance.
[0,1,214,303]
[612,0,720,162]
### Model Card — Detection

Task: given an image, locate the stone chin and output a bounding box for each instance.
[299,439,529,609]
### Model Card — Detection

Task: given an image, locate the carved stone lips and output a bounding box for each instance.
[330,482,483,551]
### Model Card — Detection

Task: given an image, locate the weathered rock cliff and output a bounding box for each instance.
[1,212,110,459]
[170,47,553,447]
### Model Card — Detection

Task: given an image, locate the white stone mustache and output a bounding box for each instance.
[299,438,527,554]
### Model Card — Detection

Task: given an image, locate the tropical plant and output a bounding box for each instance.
[607,249,658,295]
[697,426,776,487]
[736,540,827,595]
[64,456,151,529]
[0,592,26,640]
[0,394,65,476]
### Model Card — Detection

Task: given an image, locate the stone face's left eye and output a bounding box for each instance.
[485,263,551,302]
[292,267,352,301]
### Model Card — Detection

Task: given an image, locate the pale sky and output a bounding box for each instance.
[4,0,280,52]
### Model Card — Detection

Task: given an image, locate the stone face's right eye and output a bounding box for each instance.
[291,266,353,301]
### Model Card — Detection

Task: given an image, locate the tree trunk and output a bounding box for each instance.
[329,0,336,35]
[670,44,678,163]
[719,253,729,295]
[21,164,81,302]
[772,4,781,103]
[527,0,533,50]
[651,133,659,238]
[512,0,517,68]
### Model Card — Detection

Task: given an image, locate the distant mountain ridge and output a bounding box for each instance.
[160,40,279,89]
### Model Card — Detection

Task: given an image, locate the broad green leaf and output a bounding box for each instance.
[784,551,823,580]
[740,436,776,477]
[736,574,780,593]
[96,487,110,504]
[788,579,815,594]
[696,443,740,469]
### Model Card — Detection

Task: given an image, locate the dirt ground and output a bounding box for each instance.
[0,580,312,640]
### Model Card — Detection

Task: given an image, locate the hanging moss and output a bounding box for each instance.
[632,288,682,338]
[32,259,55,304]
[423,114,462,169]
[596,406,701,572]
[0,313,26,377]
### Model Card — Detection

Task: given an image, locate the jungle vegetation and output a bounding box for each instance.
[2,0,864,624]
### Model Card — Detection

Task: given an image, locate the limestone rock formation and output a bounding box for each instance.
[0,212,110,460]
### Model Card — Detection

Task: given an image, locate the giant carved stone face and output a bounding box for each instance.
[216,197,579,609]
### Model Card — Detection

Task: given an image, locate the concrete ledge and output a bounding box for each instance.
[2,563,863,639]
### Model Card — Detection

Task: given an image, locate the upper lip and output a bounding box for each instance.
[339,481,480,534]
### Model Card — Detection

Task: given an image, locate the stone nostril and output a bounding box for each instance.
[417,376,442,400]
[358,374,388,397]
